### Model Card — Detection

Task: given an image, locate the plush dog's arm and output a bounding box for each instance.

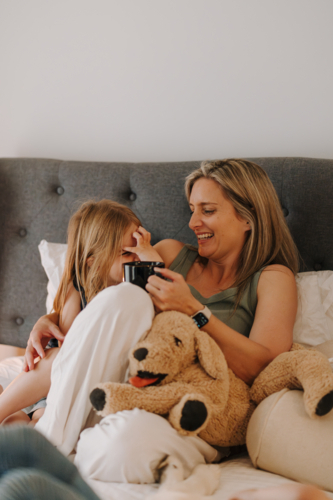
[91,381,193,417]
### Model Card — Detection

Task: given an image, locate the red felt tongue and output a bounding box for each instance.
[129,376,159,388]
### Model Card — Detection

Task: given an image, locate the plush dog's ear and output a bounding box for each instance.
[194,330,228,380]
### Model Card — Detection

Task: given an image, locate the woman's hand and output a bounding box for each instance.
[23,313,65,372]
[146,267,202,315]
[123,226,163,263]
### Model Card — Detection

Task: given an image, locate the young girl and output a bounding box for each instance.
[0,199,162,426]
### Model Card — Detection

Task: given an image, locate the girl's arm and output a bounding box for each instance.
[58,282,82,335]
[146,265,297,385]
[23,284,82,371]
[123,227,181,263]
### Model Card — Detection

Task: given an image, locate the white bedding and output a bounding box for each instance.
[1,353,333,499]
[86,455,333,500]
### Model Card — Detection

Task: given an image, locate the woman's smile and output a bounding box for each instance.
[196,232,214,242]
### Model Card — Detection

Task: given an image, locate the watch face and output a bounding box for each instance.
[192,312,209,329]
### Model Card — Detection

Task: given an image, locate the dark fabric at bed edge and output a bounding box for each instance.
[0,157,332,346]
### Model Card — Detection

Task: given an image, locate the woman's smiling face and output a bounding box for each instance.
[189,178,250,263]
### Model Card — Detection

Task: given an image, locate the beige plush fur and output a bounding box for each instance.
[90,311,333,447]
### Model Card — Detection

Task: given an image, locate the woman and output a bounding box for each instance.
[24,159,298,481]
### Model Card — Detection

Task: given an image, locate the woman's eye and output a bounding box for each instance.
[121,251,131,256]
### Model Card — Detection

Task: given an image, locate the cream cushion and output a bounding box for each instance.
[247,388,333,492]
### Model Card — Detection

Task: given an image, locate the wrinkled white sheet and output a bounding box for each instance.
[87,455,333,500]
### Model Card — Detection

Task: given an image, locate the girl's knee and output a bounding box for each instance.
[92,283,154,317]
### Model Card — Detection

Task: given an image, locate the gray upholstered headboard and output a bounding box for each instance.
[0,157,332,347]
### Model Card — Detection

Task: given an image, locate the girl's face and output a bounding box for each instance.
[189,178,250,264]
[108,223,139,285]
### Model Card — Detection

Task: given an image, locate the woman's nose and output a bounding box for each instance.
[189,212,201,230]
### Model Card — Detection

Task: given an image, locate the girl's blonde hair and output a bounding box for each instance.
[185,159,299,307]
[53,199,141,315]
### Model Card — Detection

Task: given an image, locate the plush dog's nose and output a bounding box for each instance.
[133,347,148,361]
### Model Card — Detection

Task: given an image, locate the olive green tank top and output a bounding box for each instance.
[169,245,265,338]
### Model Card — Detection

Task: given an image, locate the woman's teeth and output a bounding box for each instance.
[197,233,213,240]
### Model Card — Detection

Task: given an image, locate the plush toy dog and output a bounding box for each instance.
[90,311,333,447]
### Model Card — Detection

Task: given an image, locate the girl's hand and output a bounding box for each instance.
[23,314,65,372]
[123,226,163,262]
[146,267,202,315]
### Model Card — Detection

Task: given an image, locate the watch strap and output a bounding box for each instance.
[191,306,212,329]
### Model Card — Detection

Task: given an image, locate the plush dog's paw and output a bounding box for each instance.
[316,390,333,416]
[89,382,120,416]
[90,387,106,412]
[168,394,210,435]
[180,400,208,431]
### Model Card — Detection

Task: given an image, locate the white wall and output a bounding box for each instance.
[1,0,333,162]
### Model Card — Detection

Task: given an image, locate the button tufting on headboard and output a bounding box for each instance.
[18,228,27,237]
[56,186,65,195]
[0,157,332,347]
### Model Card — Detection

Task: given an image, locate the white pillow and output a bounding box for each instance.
[293,271,333,346]
[38,240,68,314]
[38,240,333,346]
[0,356,24,390]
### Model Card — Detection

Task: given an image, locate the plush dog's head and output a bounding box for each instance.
[128,311,228,388]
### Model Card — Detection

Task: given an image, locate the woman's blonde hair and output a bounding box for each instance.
[185,159,299,307]
[53,199,141,315]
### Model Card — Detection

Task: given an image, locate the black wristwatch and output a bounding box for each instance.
[191,306,212,329]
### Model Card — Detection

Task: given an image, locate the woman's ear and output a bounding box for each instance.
[245,220,251,231]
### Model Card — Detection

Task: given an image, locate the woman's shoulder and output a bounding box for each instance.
[258,264,297,295]
[261,264,296,279]
[154,239,185,268]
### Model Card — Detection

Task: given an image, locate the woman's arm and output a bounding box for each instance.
[146,264,297,385]
[23,284,82,371]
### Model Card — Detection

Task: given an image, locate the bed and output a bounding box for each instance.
[0,156,333,499]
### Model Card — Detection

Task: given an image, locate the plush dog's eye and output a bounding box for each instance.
[174,337,182,347]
